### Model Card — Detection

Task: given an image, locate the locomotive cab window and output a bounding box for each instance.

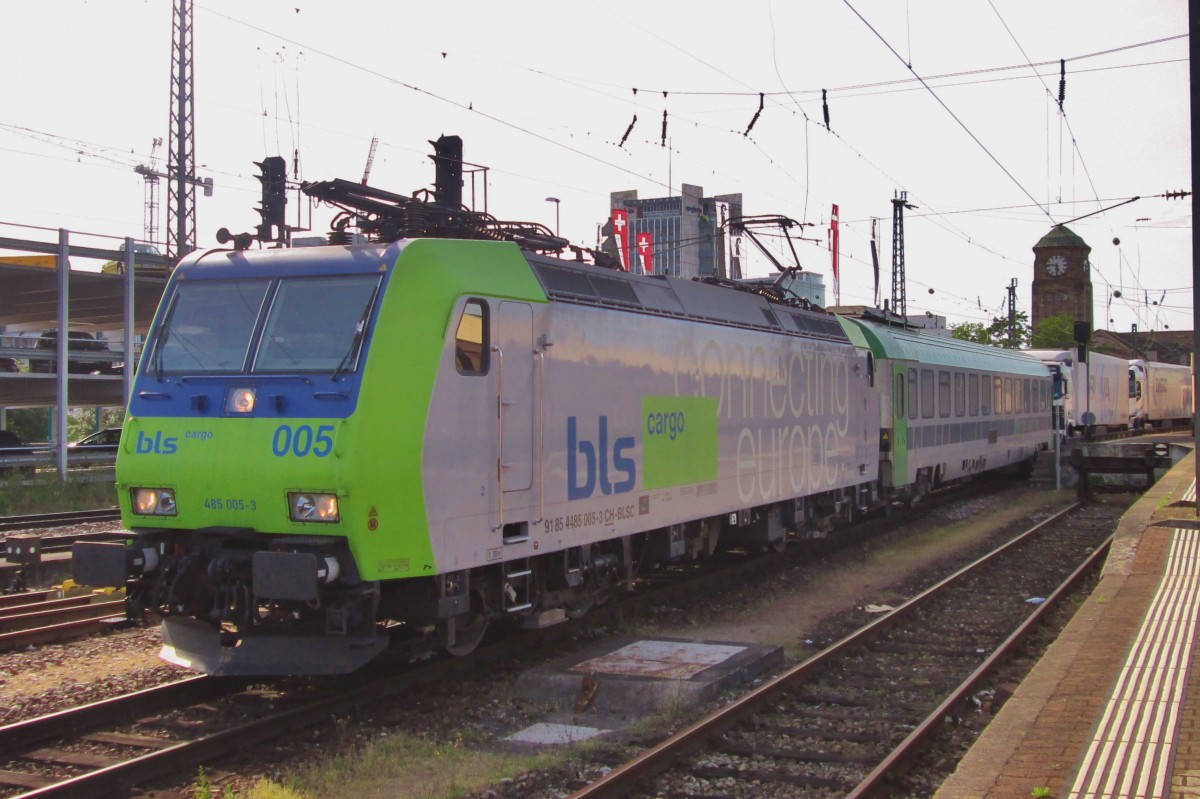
[254,275,381,373]
[454,300,489,375]
[153,279,271,373]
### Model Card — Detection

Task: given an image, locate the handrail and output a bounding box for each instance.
[491,344,505,531]
[534,348,546,524]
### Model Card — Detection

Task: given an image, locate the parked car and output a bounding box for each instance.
[29,331,118,375]
[0,430,36,477]
[68,427,122,454]
[100,242,169,278]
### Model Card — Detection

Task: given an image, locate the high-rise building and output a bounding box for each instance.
[602,184,743,279]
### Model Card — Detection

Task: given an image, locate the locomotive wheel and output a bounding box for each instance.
[444,590,489,656]
[564,589,594,619]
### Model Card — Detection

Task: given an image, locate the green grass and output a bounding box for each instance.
[0,473,116,515]
[240,732,563,799]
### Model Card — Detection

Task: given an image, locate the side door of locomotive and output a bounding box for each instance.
[496,301,535,499]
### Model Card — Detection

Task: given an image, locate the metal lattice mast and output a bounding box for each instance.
[135,137,163,245]
[167,0,195,260]
[890,190,911,322]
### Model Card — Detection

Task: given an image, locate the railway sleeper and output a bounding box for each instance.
[688,764,859,792]
[869,639,996,658]
[717,738,883,764]
[738,720,892,743]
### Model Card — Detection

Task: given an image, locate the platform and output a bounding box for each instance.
[935,434,1200,799]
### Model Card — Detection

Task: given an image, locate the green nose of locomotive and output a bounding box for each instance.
[74,246,394,675]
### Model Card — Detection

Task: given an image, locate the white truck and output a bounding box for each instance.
[1128,359,1193,429]
[1025,349,1130,436]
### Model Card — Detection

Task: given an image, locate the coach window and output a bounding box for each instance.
[1003,377,1013,414]
[908,368,919,420]
[938,370,951,418]
[981,374,991,416]
[1023,379,1031,413]
[969,374,980,416]
[921,369,935,419]
[454,299,489,375]
[954,373,966,417]
[994,377,1003,415]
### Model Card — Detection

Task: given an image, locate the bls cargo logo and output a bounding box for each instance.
[567,398,719,500]
[567,416,635,500]
[135,430,178,455]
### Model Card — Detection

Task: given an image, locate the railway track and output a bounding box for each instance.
[0,479,1026,799]
[0,477,1100,799]
[562,500,1112,799]
[0,509,121,535]
[0,590,128,654]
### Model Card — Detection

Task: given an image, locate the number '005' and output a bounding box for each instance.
[272,424,334,457]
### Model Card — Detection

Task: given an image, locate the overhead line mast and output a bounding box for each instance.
[890,190,916,324]
[167,0,196,261]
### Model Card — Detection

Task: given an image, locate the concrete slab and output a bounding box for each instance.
[513,636,783,729]
[505,722,609,745]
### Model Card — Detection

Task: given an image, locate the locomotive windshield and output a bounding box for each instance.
[254,276,380,373]
[155,279,271,373]
[152,274,381,375]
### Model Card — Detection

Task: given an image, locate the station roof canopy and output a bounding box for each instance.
[0,262,165,333]
[0,373,124,408]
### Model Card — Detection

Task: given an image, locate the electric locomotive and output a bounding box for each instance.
[74,145,1053,676]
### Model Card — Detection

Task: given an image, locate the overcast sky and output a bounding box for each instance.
[0,0,1191,334]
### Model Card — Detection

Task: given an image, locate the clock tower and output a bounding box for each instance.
[1032,224,1093,332]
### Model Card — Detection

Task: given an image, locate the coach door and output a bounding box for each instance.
[496,301,534,498]
[890,363,909,483]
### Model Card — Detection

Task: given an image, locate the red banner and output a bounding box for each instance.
[636,232,654,274]
[611,208,629,271]
[830,203,840,306]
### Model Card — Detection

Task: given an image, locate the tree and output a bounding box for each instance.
[1031,313,1078,349]
[950,322,990,344]
[950,313,1031,349]
[990,311,1031,349]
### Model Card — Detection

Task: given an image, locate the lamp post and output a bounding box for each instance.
[545,197,560,236]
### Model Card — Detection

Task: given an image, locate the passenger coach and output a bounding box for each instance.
[839,317,1052,502]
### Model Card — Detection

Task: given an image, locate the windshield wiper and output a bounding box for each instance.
[151,300,179,380]
[331,281,381,381]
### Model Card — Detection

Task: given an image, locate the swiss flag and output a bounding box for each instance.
[611,209,629,271]
[636,232,654,274]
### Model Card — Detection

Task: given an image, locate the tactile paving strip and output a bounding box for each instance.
[1067,524,1200,799]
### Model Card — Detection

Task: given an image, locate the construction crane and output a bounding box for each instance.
[361,136,379,185]
[134,137,163,245]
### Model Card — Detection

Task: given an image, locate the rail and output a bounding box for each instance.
[564,501,1098,799]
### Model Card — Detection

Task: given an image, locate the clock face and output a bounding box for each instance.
[1046,255,1068,276]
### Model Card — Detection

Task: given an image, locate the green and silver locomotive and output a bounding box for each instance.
[75,160,1052,676]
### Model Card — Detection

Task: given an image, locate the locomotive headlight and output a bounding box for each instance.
[131,487,178,516]
[225,387,257,414]
[288,492,340,523]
